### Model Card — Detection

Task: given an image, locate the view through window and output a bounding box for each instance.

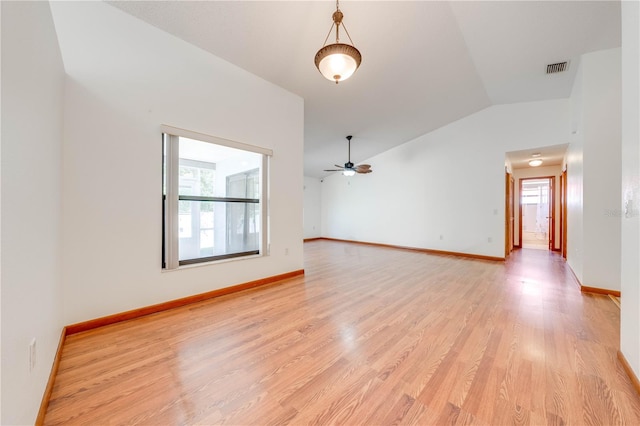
[163,129,269,268]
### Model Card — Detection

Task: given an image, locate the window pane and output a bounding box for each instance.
[200,211,213,228]
[178,137,260,198]
[226,202,260,253]
[178,200,259,262]
[179,213,192,239]
[200,230,213,250]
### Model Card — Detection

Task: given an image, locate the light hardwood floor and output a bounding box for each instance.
[521,231,549,250]
[45,240,640,425]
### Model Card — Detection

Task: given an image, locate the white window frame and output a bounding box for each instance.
[162,125,271,270]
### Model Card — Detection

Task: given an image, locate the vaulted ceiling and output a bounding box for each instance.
[108,1,621,178]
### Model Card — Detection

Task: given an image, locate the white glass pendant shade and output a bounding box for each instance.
[315,43,362,83]
[342,169,356,176]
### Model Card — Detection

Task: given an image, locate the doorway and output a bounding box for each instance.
[505,172,515,257]
[561,169,567,258]
[519,177,554,250]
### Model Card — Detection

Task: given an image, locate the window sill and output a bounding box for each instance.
[162,252,266,273]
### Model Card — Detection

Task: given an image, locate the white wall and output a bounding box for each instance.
[1,2,65,424]
[50,1,304,325]
[567,61,585,284]
[568,48,622,291]
[512,165,562,250]
[583,48,622,292]
[620,0,640,382]
[303,176,322,239]
[322,100,571,258]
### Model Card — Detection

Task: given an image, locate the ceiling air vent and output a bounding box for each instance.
[546,61,568,74]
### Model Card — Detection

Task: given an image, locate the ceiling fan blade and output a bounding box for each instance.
[355,164,371,171]
[334,164,345,169]
[324,169,342,172]
[356,169,373,174]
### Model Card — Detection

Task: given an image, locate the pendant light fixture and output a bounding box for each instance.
[314,0,362,84]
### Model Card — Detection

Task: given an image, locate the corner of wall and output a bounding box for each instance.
[620,0,640,383]
[1,1,66,424]
[303,176,322,239]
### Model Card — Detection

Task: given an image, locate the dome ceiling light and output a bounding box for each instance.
[528,152,543,167]
[314,0,362,84]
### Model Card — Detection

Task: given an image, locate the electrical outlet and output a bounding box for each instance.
[29,338,36,372]
[488,237,493,243]
[439,235,444,240]
[284,248,289,255]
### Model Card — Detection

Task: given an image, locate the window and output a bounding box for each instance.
[162,126,271,269]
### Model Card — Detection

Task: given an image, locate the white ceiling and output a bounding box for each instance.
[107,1,621,178]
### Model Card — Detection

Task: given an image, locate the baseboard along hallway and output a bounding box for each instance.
[43,240,640,424]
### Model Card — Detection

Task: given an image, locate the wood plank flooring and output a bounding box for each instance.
[44,240,640,425]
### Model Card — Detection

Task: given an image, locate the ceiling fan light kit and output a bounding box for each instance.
[323,135,373,176]
[315,0,362,84]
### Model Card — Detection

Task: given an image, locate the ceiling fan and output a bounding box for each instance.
[324,135,372,176]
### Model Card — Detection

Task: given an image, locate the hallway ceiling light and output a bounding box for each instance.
[529,159,543,167]
[314,0,362,84]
